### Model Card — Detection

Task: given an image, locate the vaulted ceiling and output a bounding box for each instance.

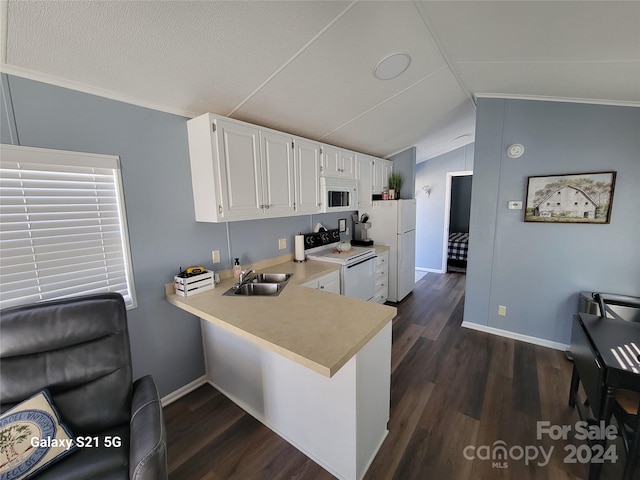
[1,1,638,162]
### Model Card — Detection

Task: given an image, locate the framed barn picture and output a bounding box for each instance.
[524,171,616,224]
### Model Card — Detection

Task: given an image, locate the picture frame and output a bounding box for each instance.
[524,171,616,224]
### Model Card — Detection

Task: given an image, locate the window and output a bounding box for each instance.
[0,144,137,309]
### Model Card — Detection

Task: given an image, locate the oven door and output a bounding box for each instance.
[342,256,375,301]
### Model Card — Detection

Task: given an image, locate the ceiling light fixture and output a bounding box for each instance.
[373,52,411,80]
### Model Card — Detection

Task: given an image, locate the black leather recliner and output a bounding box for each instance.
[0,293,167,479]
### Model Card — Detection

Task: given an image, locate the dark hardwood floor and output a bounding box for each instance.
[165,273,627,479]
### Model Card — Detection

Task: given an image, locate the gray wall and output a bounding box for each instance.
[388,146,416,200]
[415,144,474,271]
[465,98,640,346]
[2,74,356,396]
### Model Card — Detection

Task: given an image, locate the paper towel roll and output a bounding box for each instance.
[294,234,306,262]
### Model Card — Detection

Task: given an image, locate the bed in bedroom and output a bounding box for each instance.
[447,232,469,273]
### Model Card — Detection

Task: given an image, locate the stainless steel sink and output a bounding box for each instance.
[250,273,292,283]
[223,273,292,296]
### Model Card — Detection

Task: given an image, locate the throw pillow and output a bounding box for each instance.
[0,390,76,480]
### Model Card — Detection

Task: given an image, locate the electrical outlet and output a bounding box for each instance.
[278,238,286,250]
[212,250,220,264]
[498,305,507,316]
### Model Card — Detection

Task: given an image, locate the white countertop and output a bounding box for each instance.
[166,258,397,377]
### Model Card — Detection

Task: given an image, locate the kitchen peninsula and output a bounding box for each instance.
[166,257,396,480]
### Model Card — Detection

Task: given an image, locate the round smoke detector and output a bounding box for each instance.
[507,144,525,158]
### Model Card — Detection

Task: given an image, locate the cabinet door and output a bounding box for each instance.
[339,150,355,179]
[373,159,393,193]
[216,120,263,220]
[295,139,321,214]
[261,131,295,217]
[321,145,342,177]
[319,271,340,294]
[302,279,320,289]
[356,155,374,208]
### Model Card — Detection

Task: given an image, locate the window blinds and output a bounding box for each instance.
[0,144,136,309]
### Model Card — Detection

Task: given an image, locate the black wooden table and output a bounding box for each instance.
[569,313,640,480]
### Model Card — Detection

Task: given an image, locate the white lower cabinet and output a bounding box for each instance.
[302,270,341,294]
[373,251,389,304]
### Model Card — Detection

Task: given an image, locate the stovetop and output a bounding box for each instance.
[306,245,376,265]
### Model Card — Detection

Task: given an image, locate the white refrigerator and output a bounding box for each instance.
[362,199,416,302]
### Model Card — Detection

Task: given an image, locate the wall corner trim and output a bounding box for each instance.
[161,375,208,407]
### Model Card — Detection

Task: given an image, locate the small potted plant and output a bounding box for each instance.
[388,172,404,200]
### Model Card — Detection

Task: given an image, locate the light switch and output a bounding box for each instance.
[508,201,523,210]
[212,250,220,264]
[498,305,507,316]
[278,238,287,250]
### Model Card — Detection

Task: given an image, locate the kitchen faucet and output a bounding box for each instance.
[236,267,255,287]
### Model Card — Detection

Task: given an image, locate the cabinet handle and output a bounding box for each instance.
[218,205,223,214]
[260,204,264,209]
[265,204,270,209]
[320,285,324,289]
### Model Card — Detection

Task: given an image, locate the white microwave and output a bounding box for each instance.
[320,177,358,212]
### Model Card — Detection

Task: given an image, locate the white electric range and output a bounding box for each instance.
[306,245,376,301]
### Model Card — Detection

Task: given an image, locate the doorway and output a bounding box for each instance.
[442,171,472,273]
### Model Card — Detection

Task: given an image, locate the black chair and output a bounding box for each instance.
[594,293,640,480]
[0,293,167,479]
[614,390,640,480]
[594,293,640,323]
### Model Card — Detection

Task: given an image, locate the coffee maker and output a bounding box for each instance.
[352,213,373,246]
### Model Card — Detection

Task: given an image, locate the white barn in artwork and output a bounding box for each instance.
[534,185,597,218]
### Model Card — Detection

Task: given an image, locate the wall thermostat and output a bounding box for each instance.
[507,144,525,158]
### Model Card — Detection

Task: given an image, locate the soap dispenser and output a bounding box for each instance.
[233,258,241,281]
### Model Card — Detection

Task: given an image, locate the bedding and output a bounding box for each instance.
[448,232,469,261]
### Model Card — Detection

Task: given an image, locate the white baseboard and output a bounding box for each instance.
[160,375,208,407]
[461,321,570,351]
[416,267,445,274]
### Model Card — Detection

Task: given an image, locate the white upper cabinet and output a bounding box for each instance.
[188,112,375,222]
[294,138,321,215]
[260,130,296,217]
[216,119,264,221]
[356,154,374,208]
[373,158,393,194]
[321,145,355,179]
[188,114,295,222]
